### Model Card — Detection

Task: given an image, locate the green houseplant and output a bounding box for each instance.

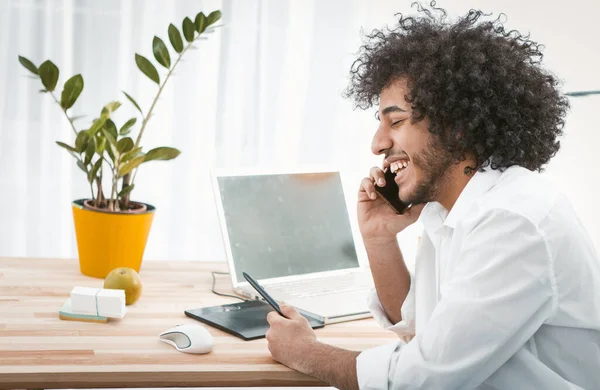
[18,10,222,278]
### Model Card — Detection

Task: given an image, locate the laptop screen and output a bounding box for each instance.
[216,171,360,282]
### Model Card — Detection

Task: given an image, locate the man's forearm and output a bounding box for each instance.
[364,237,410,324]
[298,340,360,390]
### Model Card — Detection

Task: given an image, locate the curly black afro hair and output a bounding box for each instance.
[345,1,570,173]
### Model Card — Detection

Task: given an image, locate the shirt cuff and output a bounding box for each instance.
[356,341,403,390]
[367,271,416,337]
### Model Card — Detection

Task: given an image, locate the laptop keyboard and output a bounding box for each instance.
[264,272,373,299]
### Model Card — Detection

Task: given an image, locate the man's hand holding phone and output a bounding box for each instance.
[358,165,424,241]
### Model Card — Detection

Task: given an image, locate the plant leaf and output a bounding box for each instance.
[88,158,103,184]
[55,141,77,154]
[121,147,143,163]
[75,131,90,153]
[84,136,96,165]
[182,17,195,42]
[38,60,59,92]
[77,160,87,173]
[102,129,119,163]
[194,12,206,33]
[144,146,181,162]
[152,36,171,69]
[87,116,107,136]
[101,101,121,117]
[122,91,144,116]
[168,24,184,53]
[206,10,222,27]
[135,53,160,85]
[60,74,84,110]
[119,155,146,177]
[103,118,118,139]
[102,128,119,158]
[117,137,134,153]
[69,115,86,123]
[95,134,106,154]
[119,117,137,136]
[106,142,115,162]
[118,184,135,197]
[18,56,38,75]
[56,141,80,160]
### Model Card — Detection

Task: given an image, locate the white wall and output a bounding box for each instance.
[0,0,598,268]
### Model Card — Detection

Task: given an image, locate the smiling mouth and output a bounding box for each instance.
[390,160,410,174]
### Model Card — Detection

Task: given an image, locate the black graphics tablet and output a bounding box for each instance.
[185,300,325,341]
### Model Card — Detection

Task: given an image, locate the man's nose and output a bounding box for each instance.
[371,128,393,156]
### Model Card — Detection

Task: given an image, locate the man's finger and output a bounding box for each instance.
[280,303,302,319]
[267,310,282,324]
[369,166,386,187]
[359,177,378,200]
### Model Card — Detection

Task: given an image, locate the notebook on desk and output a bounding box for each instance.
[211,167,374,324]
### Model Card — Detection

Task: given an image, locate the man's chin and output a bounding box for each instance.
[399,188,428,206]
[398,190,413,205]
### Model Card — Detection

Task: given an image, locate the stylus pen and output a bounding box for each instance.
[242,272,289,318]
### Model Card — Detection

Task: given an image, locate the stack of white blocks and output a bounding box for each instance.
[70,286,126,318]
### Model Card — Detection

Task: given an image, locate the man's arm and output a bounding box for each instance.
[298,340,360,390]
[266,305,360,390]
[268,209,556,389]
[355,209,556,389]
[364,237,411,324]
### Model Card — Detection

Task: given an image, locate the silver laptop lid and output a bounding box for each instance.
[212,168,361,288]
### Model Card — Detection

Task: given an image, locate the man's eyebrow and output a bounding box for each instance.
[382,106,407,116]
[375,105,407,121]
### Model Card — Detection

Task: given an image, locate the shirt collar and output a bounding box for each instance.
[420,167,503,233]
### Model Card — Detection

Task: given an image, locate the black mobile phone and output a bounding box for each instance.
[374,169,410,214]
[242,272,288,318]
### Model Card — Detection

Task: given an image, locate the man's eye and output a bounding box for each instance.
[391,120,404,127]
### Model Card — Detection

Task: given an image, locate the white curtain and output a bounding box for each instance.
[0,0,394,264]
[1,0,599,270]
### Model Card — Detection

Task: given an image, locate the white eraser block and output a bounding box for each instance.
[70,287,126,318]
[71,287,101,316]
[97,289,126,318]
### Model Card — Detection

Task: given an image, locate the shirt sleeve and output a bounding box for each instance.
[367,270,416,337]
[356,208,557,390]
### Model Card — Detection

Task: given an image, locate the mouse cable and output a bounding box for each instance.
[211,271,248,301]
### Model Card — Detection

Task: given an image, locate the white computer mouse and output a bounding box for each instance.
[159,323,214,354]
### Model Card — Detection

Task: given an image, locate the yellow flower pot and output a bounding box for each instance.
[71,199,155,278]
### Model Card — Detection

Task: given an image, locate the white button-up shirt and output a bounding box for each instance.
[356,165,600,389]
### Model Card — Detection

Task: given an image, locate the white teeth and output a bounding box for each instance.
[388,160,409,174]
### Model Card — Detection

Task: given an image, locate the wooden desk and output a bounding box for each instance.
[0,257,397,389]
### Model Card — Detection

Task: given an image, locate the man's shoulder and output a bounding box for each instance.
[470,166,565,228]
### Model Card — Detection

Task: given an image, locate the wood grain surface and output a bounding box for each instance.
[0,257,398,389]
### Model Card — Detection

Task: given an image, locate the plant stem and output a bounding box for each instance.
[121,173,131,207]
[112,154,122,212]
[49,92,78,137]
[122,35,201,208]
[75,156,95,202]
[132,167,139,185]
[95,176,105,207]
[88,181,95,206]
[96,164,103,206]
[109,176,116,212]
[133,35,199,149]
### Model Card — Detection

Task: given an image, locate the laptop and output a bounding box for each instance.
[211,168,374,324]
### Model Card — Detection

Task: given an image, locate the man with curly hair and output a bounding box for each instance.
[265,3,600,389]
